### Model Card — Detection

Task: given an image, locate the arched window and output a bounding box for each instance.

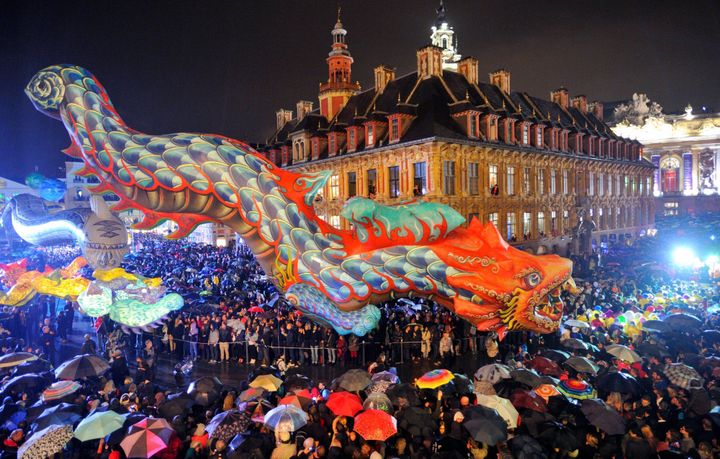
[442,37,448,48]
[660,156,680,193]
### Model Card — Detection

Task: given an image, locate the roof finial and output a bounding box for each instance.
[436,0,446,24]
[337,4,342,23]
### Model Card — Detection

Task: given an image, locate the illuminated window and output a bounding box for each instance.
[329,135,336,155]
[388,166,400,198]
[367,169,377,196]
[562,170,568,194]
[550,169,556,194]
[348,129,356,150]
[488,212,498,228]
[443,161,456,195]
[550,211,557,233]
[390,118,399,141]
[537,169,545,195]
[468,162,479,195]
[469,114,478,138]
[329,175,339,200]
[489,164,498,187]
[563,210,569,230]
[598,173,604,196]
[523,167,531,195]
[506,166,515,196]
[348,172,357,197]
[523,212,532,237]
[588,172,594,196]
[536,128,543,147]
[522,125,529,144]
[506,213,516,240]
[537,212,545,235]
[608,175,613,195]
[367,124,375,145]
[414,162,427,195]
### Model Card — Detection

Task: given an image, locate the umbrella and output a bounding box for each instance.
[354,409,397,441]
[54,354,110,380]
[12,359,51,377]
[247,306,264,313]
[474,380,497,396]
[475,364,512,384]
[581,398,626,435]
[386,383,421,407]
[244,399,274,423]
[366,380,393,394]
[557,379,596,400]
[278,394,311,411]
[664,363,704,389]
[249,374,283,392]
[540,349,571,362]
[510,389,548,413]
[527,356,562,376]
[334,369,372,392]
[565,356,599,375]
[121,417,175,459]
[363,392,393,413]
[537,421,579,452]
[663,313,702,332]
[188,376,223,406]
[18,424,73,459]
[396,407,436,437]
[635,342,670,358]
[284,373,312,391]
[476,394,519,428]
[0,352,38,369]
[74,410,125,442]
[564,319,589,329]
[510,435,546,459]
[462,405,508,446]
[326,392,363,417]
[33,403,82,431]
[534,384,561,402]
[596,371,643,397]
[561,338,590,351]
[642,320,672,334]
[264,404,308,432]
[0,373,48,396]
[510,369,543,388]
[0,402,25,427]
[206,410,251,443]
[42,380,81,402]
[701,329,720,343]
[519,410,556,437]
[237,387,266,402]
[372,371,400,384]
[158,395,193,419]
[606,344,641,363]
[416,369,454,389]
[449,373,474,395]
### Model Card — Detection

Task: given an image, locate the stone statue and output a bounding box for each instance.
[699,149,716,192]
[613,93,664,126]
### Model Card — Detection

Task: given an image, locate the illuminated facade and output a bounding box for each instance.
[261,8,655,255]
[609,94,720,217]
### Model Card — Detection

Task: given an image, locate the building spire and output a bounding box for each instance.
[436,0,446,25]
[430,0,461,70]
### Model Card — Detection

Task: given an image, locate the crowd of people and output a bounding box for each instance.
[0,216,717,458]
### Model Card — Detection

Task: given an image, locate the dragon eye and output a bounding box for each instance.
[523,272,542,288]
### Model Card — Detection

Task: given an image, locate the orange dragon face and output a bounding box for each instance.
[432,220,578,337]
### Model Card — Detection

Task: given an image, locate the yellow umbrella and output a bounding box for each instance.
[250,374,283,392]
[476,394,518,429]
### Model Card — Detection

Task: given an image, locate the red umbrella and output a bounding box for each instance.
[354,410,397,441]
[279,394,311,411]
[326,392,363,417]
[510,389,548,413]
[248,306,264,313]
[527,356,562,377]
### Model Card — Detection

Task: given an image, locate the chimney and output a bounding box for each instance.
[572,95,588,114]
[590,101,604,120]
[417,45,443,78]
[276,109,293,130]
[296,100,314,120]
[489,69,511,93]
[374,65,396,94]
[550,87,569,108]
[457,57,479,85]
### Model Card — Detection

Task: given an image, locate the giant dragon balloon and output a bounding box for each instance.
[25,64,578,337]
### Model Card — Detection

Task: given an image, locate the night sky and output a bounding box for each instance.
[2,0,719,181]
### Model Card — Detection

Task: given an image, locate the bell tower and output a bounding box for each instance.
[319,7,361,121]
[430,0,461,70]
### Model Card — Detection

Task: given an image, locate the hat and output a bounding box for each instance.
[120,393,131,406]
[194,423,206,436]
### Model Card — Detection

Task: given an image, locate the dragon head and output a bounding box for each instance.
[25,66,67,119]
[435,219,578,337]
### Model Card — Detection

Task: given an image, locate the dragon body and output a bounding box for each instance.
[25,64,577,337]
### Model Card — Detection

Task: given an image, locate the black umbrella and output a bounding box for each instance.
[438,373,473,396]
[701,329,720,344]
[596,372,643,397]
[518,410,555,437]
[642,320,672,334]
[333,369,372,392]
[635,342,670,358]
[537,421,579,452]
[284,374,312,391]
[0,373,48,397]
[386,383,421,407]
[540,349,571,362]
[188,376,223,406]
[32,403,82,431]
[561,338,590,351]
[462,405,508,446]
[158,395,193,419]
[0,352,38,369]
[396,407,436,437]
[510,369,543,388]
[54,354,110,380]
[662,314,702,332]
[510,434,546,459]
[580,399,626,436]
[564,357,599,375]
[11,359,51,377]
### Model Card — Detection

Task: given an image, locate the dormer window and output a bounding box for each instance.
[390,118,399,141]
[367,124,374,146]
[522,124,529,145]
[348,129,356,151]
[534,126,543,148]
[469,113,478,138]
[329,134,336,155]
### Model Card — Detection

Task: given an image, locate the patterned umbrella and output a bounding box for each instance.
[327,391,363,417]
[334,369,372,392]
[264,404,308,432]
[0,352,38,369]
[580,399,626,435]
[557,379,596,400]
[74,410,125,442]
[18,424,73,459]
[121,417,175,458]
[54,354,110,380]
[476,394,519,428]
[33,403,82,431]
[475,364,512,384]
[249,374,283,392]
[366,380,392,394]
[206,410,251,443]
[238,387,266,403]
[187,376,223,406]
[372,371,400,384]
[244,399,274,423]
[565,356,599,375]
[416,369,454,389]
[363,392,393,413]
[606,344,641,363]
[42,380,81,402]
[354,409,397,441]
[533,384,560,402]
[664,363,704,389]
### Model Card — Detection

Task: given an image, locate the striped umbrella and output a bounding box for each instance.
[476,394,519,428]
[263,404,308,432]
[354,409,397,441]
[326,392,363,417]
[416,369,454,389]
[0,352,38,369]
[42,381,81,402]
[120,417,175,459]
[54,354,110,380]
[557,379,596,400]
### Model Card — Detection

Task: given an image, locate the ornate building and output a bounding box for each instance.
[260,6,655,256]
[608,94,720,217]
